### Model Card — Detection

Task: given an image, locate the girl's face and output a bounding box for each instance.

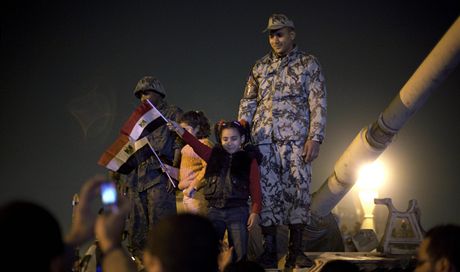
[220,128,244,154]
[180,122,199,137]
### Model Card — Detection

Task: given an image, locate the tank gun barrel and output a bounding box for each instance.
[311,16,460,217]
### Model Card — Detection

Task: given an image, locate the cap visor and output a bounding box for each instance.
[262,25,284,33]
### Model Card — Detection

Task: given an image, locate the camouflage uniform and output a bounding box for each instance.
[125,77,183,259]
[240,13,327,269]
[238,47,327,226]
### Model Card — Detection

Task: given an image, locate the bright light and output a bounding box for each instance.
[359,191,378,217]
[356,161,385,191]
[356,161,386,231]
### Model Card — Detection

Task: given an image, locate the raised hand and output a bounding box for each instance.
[65,175,106,246]
[167,121,185,136]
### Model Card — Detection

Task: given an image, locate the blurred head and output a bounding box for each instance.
[321,260,359,272]
[415,224,460,272]
[179,111,211,139]
[0,201,65,272]
[214,120,248,154]
[143,213,220,272]
[223,260,265,272]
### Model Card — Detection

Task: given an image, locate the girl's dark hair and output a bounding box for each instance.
[179,111,211,139]
[214,119,250,144]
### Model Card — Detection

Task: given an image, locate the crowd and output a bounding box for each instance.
[1,177,459,272]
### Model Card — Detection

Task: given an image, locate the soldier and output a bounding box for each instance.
[238,14,327,270]
[124,76,183,260]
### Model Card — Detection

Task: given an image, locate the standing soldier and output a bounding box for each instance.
[125,76,183,260]
[238,14,327,270]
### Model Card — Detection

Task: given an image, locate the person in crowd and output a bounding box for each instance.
[142,213,220,272]
[320,260,360,272]
[223,260,265,272]
[0,175,134,272]
[415,224,460,272]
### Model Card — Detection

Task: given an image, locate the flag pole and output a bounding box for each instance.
[146,141,177,188]
[142,100,175,188]
[145,99,169,123]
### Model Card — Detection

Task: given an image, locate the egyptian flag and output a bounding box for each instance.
[98,135,152,174]
[121,100,167,141]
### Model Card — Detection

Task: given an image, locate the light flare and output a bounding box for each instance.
[356,161,386,230]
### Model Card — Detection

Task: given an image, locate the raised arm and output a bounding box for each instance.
[167,121,213,162]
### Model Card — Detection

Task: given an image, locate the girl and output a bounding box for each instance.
[168,119,262,263]
[175,111,213,214]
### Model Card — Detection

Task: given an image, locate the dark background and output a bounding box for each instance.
[1,0,459,234]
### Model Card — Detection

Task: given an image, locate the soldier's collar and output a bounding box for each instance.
[271,45,298,61]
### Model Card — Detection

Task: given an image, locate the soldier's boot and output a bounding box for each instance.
[257,225,278,269]
[284,224,313,271]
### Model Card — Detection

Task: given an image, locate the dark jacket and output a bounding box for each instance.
[201,146,252,209]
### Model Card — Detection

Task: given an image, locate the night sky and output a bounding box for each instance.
[1,1,459,234]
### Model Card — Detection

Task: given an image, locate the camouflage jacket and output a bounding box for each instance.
[238,47,327,144]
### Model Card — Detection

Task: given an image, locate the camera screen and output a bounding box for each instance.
[101,183,117,205]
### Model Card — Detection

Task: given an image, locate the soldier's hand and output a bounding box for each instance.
[108,171,121,182]
[302,140,320,163]
[167,121,185,136]
[166,178,178,194]
[161,164,179,180]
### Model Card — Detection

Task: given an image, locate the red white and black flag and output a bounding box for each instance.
[120,100,167,141]
[97,136,152,174]
[98,100,176,184]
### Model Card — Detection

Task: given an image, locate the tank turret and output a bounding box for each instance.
[310,16,460,218]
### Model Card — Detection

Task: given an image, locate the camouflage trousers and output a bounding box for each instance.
[258,141,311,226]
[126,176,177,259]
